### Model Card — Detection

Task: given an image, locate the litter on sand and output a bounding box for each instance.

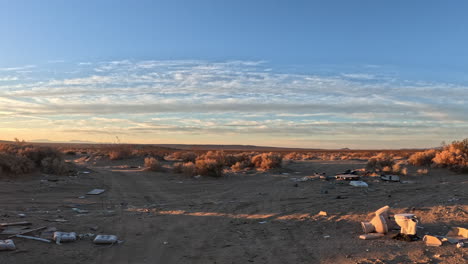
[380,175,400,182]
[72,208,89,214]
[359,233,385,240]
[446,227,468,242]
[87,189,106,195]
[423,235,442,246]
[93,235,118,244]
[0,240,16,251]
[335,174,360,181]
[15,235,51,243]
[0,221,31,227]
[53,232,77,245]
[7,226,47,238]
[350,181,368,187]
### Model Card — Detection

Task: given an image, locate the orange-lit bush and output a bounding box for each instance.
[432,139,468,172]
[408,149,438,166]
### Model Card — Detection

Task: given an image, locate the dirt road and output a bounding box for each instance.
[0,160,466,263]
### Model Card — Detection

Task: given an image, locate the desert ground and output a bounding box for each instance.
[0,151,466,264]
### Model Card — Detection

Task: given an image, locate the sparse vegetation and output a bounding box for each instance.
[408,149,437,166]
[0,143,71,175]
[432,139,468,172]
[144,157,164,171]
[251,152,282,170]
[366,153,395,172]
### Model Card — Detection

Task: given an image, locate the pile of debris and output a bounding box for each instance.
[0,221,121,251]
[0,188,122,252]
[359,205,467,249]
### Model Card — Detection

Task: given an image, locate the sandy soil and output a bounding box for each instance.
[0,157,466,264]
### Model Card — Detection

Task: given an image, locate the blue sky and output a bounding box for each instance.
[0,0,467,148]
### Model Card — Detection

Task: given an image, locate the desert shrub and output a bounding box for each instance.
[366,153,395,171]
[41,157,69,174]
[0,143,70,175]
[231,160,252,172]
[108,147,132,160]
[64,150,77,155]
[284,152,300,160]
[408,149,438,166]
[173,162,184,173]
[144,157,163,171]
[195,158,223,177]
[432,139,468,172]
[0,153,35,175]
[180,152,197,162]
[251,152,282,170]
[182,162,197,176]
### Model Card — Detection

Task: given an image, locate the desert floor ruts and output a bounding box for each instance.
[0,158,466,264]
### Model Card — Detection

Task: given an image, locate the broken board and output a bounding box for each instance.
[87,189,106,195]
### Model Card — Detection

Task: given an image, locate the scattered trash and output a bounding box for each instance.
[80,171,91,174]
[72,208,89,214]
[401,181,415,184]
[93,235,118,244]
[457,242,465,248]
[87,189,105,195]
[193,175,201,179]
[423,235,442,247]
[53,232,77,245]
[15,235,51,243]
[394,213,418,235]
[380,175,400,182]
[0,240,16,251]
[291,175,317,182]
[17,214,26,218]
[361,206,390,234]
[7,226,46,239]
[0,221,31,227]
[323,235,330,238]
[40,227,57,240]
[42,219,68,223]
[359,233,384,240]
[335,174,360,181]
[350,181,368,187]
[446,227,468,242]
[163,241,169,245]
[318,211,328,216]
[258,221,268,224]
[78,233,95,239]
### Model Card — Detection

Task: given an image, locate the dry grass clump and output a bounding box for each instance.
[172,161,197,176]
[251,152,282,170]
[167,151,197,162]
[195,158,224,177]
[108,146,132,160]
[432,139,468,172]
[0,153,35,175]
[407,138,468,172]
[366,153,395,172]
[0,143,71,175]
[144,157,164,172]
[231,161,252,172]
[408,149,437,166]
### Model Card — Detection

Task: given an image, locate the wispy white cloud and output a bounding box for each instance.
[0,59,466,147]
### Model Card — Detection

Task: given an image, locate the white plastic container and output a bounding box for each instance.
[93,235,118,244]
[53,232,77,244]
[0,240,16,251]
[350,181,368,187]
